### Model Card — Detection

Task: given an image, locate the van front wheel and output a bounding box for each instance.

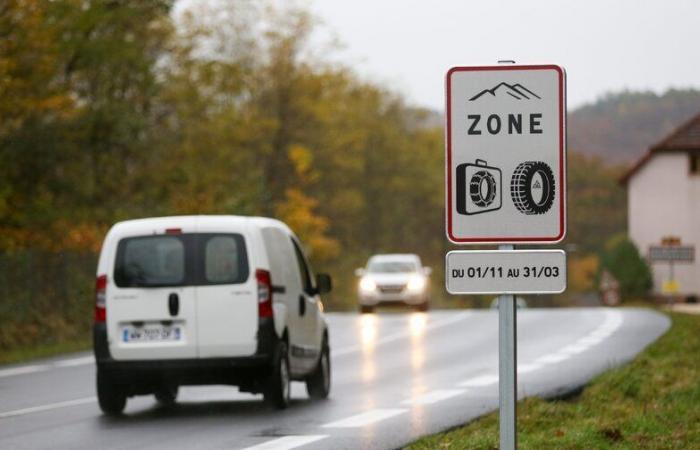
[97,369,127,416]
[264,341,290,409]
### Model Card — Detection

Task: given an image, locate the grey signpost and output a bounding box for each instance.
[445,63,567,449]
[498,244,516,448]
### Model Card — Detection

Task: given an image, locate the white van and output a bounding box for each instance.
[93,216,332,414]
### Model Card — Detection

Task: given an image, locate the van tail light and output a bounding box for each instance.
[94,274,107,323]
[256,269,273,318]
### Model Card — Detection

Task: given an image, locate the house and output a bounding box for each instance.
[621,112,700,300]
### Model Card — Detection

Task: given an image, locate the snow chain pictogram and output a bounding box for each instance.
[470,171,497,207]
[510,161,555,215]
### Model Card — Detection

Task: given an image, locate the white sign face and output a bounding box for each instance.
[446,65,566,244]
[446,250,567,294]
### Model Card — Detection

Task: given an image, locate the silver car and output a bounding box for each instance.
[356,254,431,313]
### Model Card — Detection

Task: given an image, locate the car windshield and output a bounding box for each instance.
[367,260,417,273]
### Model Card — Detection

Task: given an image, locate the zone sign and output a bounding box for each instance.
[446,64,566,244]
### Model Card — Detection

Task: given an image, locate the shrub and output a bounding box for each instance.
[600,235,652,300]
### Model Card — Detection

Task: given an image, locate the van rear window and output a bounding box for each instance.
[204,235,243,283]
[118,236,185,286]
[114,234,248,287]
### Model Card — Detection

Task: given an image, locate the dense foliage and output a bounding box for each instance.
[0,0,656,352]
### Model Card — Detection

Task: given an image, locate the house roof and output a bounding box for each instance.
[620,111,700,184]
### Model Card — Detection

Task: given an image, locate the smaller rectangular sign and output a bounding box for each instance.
[649,246,694,263]
[446,250,566,294]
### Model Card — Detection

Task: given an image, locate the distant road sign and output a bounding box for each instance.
[446,250,566,294]
[446,65,566,244]
[649,246,695,262]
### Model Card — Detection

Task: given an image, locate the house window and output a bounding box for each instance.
[691,154,700,175]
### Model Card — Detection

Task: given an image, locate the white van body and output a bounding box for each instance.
[93,215,331,413]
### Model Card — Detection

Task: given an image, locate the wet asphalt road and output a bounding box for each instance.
[0,308,669,450]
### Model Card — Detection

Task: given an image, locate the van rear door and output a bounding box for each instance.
[107,231,198,360]
[195,220,257,358]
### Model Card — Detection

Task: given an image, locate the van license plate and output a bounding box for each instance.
[122,325,181,343]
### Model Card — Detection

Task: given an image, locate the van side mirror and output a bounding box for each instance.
[423,267,432,276]
[354,268,365,277]
[315,273,332,295]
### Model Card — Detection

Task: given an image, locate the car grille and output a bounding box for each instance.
[378,284,405,294]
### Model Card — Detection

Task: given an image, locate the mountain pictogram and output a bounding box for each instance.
[469,82,541,101]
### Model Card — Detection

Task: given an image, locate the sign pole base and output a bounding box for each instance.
[498,244,517,449]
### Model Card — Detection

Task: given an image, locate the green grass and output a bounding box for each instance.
[408,312,700,449]
[0,338,91,365]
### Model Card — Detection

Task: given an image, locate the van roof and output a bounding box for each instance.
[108,215,292,236]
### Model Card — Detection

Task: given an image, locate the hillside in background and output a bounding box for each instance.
[568,89,700,162]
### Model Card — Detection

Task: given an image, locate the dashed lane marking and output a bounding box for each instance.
[0,356,94,379]
[401,389,466,406]
[241,435,329,450]
[322,408,407,428]
[458,374,499,387]
[0,396,96,419]
[0,365,49,379]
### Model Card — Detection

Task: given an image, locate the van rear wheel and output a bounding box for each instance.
[154,383,178,407]
[97,369,127,416]
[264,341,290,409]
[306,340,330,399]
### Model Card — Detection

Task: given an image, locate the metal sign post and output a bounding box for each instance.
[498,244,516,450]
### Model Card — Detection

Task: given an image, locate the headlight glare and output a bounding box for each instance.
[407,275,426,292]
[359,277,376,292]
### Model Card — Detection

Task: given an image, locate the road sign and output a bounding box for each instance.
[446,65,566,244]
[649,245,694,262]
[446,249,566,294]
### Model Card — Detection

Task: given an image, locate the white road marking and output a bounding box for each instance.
[517,363,543,374]
[0,355,94,379]
[0,396,96,419]
[577,336,603,346]
[535,353,570,364]
[401,389,466,406]
[0,365,49,379]
[526,310,624,369]
[459,374,498,387]
[241,435,329,450]
[322,408,407,428]
[333,312,471,357]
[559,343,590,355]
[52,356,95,367]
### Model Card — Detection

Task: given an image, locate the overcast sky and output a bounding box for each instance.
[310,0,700,110]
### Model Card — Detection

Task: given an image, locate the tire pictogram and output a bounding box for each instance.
[510,161,555,215]
[470,170,497,207]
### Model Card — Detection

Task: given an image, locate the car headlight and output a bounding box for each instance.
[407,275,426,293]
[359,277,377,293]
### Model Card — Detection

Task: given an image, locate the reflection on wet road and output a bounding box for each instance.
[0,309,669,450]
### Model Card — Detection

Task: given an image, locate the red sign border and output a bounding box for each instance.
[445,64,566,244]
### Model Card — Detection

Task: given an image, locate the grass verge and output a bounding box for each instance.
[0,339,91,366]
[407,312,699,449]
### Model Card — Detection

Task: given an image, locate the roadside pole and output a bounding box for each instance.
[498,246,516,449]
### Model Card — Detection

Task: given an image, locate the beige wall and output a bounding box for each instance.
[628,152,700,297]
